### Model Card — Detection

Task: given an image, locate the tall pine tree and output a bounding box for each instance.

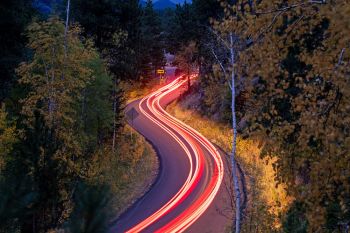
[141,0,165,80]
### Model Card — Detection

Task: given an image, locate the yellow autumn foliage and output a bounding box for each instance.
[213,1,350,231]
[87,125,158,217]
[167,99,292,232]
[0,105,18,173]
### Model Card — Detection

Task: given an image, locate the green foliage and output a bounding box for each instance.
[0,105,18,172]
[166,0,222,54]
[18,17,94,129]
[17,17,96,176]
[201,76,232,123]
[0,175,36,233]
[70,0,143,81]
[140,0,165,80]
[4,16,117,232]
[283,202,308,233]
[80,57,115,150]
[71,0,166,82]
[66,183,113,233]
[70,0,122,49]
[0,1,158,232]
[166,2,196,53]
[325,198,350,232]
[14,112,70,231]
[165,0,227,120]
[192,0,222,22]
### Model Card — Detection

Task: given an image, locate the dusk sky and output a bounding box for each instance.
[170,0,192,3]
[153,0,192,3]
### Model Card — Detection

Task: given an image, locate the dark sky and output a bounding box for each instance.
[153,0,192,3]
[171,0,192,3]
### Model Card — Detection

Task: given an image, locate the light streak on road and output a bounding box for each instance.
[125,75,224,233]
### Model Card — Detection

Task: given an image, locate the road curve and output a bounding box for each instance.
[111,76,230,233]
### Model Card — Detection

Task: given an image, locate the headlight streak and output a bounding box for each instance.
[125,75,224,233]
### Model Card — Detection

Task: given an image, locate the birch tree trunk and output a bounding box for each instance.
[230,32,241,233]
[64,0,70,57]
[112,79,117,152]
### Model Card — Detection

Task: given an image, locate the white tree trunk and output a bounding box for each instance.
[112,79,117,152]
[64,0,70,57]
[230,32,241,233]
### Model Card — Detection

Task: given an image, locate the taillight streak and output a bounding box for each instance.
[125,75,224,233]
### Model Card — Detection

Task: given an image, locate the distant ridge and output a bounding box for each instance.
[35,0,179,13]
[33,0,62,14]
[141,0,177,10]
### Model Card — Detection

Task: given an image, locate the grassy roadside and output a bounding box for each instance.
[110,81,161,217]
[99,79,160,219]
[166,93,292,232]
[113,126,159,218]
[89,125,158,219]
[114,77,161,215]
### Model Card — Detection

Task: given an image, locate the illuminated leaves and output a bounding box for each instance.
[16,17,105,180]
[0,105,18,172]
[215,0,350,231]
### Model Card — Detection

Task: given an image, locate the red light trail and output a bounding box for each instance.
[125,75,224,233]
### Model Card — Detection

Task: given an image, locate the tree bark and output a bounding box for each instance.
[230,32,241,233]
[112,79,117,152]
[64,0,70,57]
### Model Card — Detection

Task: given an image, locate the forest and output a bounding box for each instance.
[0,0,349,233]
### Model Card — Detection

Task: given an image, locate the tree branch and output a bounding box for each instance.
[210,48,226,72]
[207,26,230,50]
[255,11,283,42]
[336,48,346,67]
[255,0,325,15]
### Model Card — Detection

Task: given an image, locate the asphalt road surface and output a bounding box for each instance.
[110,75,232,233]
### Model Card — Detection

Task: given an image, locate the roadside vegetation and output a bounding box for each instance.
[165,0,350,232]
[0,0,160,232]
[167,90,292,232]
[1,0,349,232]
[100,126,158,218]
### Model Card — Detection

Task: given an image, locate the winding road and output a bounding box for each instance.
[111,75,232,233]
